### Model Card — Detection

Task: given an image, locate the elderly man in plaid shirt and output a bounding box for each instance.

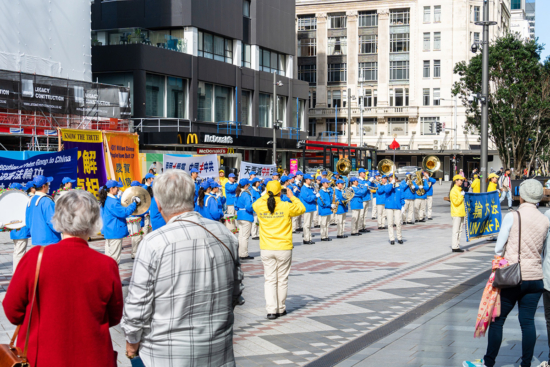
[121,170,244,367]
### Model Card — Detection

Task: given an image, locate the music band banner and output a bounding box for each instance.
[163,154,219,179]
[464,191,502,241]
[238,162,277,181]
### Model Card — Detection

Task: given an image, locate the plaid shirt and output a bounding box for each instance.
[121,211,243,367]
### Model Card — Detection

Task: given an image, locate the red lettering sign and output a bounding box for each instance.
[197,148,228,155]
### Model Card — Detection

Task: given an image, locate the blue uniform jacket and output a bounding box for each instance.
[225,182,238,205]
[299,185,317,213]
[194,181,200,203]
[375,183,386,205]
[196,194,223,221]
[414,179,430,200]
[290,183,301,197]
[317,189,333,217]
[426,177,437,196]
[29,194,61,245]
[382,183,405,210]
[11,192,30,240]
[358,178,372,202]
[402,181,416,200]
[335,188,348,214]
[101,195,137,239]
[350,185,366,210]
[236,191,254,222]
[251,187,261,204]
[149,198,166,230]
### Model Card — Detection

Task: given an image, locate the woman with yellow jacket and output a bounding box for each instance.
[253,180,306,320]
[488,172,500,194]
[471,174,481,193]
[450,175,466,253]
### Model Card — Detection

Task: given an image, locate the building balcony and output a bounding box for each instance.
[309,106,419,118]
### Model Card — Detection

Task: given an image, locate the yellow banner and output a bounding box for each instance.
[60,129,103,143]
[104,132,141,189]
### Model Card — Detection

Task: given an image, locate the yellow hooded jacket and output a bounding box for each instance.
[450,185,466,217]
[471,178,480,193]
[252,195,306,251]
[219,176,229,197]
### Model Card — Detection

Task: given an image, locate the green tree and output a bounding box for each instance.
[452,34,550,178]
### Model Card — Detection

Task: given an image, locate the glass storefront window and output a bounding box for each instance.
[146,73,165,117]
[167,77,187,119]
[198,81,213,121]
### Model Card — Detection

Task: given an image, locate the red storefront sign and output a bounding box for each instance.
[305,140,358,151]
[197,148,228,154]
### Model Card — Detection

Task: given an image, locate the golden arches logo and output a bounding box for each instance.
[186,134,198,144]
[227,148,235,154]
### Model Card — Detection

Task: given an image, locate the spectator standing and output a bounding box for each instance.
[450,175,466,253]
[499,168,513,210]
[122,170,243,366]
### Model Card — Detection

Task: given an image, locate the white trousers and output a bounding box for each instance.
[372,197,377,218]
[261,249,292,314]
[251,213,259,238]
[386,209,403,241]
[426,196,433,219]
[302,212,313,242]
[238,220,252,257]
[402,200,415,223]
[376,205,386,227]
[415,199,426,220]
[351,209,361,234]
[359,201,369,230]
[452,216,465,249]
[320,215,330,239]
[292,215,301,232]
[105,238,123,264]
[336,213,346,236]
[225,205,237,232]
[13,239,28,273]
[312,210,319,226]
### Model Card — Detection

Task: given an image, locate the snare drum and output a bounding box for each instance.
[126,216,142,237]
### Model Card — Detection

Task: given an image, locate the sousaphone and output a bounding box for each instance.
[422,156,441,176]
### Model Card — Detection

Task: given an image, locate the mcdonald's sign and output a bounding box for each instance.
[227,148,235,154]
[187,133,198,144]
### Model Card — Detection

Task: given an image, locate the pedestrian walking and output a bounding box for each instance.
[252,180,305,320]
[357,168,372,233]
[499,168,514,210]
[3,190,123,367]
[450,175,466,253]
[122,170,243,366]
[402,173,416,224]
[465,179,549,367]
[413,174,429,222]
[424,171,437,220]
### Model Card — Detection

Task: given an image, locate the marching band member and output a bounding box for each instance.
[372,171,380,219]
[299,174,317,245]
[312,176,322,228]
[321,171,328,180]
[225,172,238,218]
[235,179,254,260]
[375,175,388,230]
[149,187,166,231]
[381,175,405,245]
[191,168,200,203]
[250,178,262,240]
[357,168,372,233]
[27,175,61,247]
[424,172,437,220]
[272,172,280,182]
[54,177,77,201]
[413,173,430,222]
[318,178,333,241]
[450,175,466,253]
[143,172,155,188]
[129,180,147,259]
[334,179,348,238]
[9,183,30,273]
[249,171,258,182]
[402,173,416,225]
[25,181,36,196]
[349,177,366,236]
[295,171,304,187]
[196,181,224,221]
[99,180,138,264]
[471,174,481,193]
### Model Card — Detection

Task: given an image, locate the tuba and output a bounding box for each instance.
[422,155,441,176]
[377,159,395,177]
[415,171,426,196]
[335,158,352,176]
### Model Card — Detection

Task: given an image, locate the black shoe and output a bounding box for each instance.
[390,241,395,245]
[321,238,332,241]
[428,218,433,220]
[371,217,376,220]
[383,226,388,229]
[267,314,278,320]
[314,225,320,228]
[251,237,259,240]
[418,219,426,222]
[276,310,287,317]
[303,240,314,245]
[402,222,406,225]
[240,256,254,260]
[393,224,396,227]
[296,228,303,232]
[398,240,404,244]
[452,248,465,253]
[415,220,418,223]
[351,233,361,236]
[337,235,348,239]
[330,223,337,226]
[407,222,414,225]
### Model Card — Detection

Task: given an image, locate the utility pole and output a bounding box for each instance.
[454,95,458,150]
[272,72,278,165]
[347,87,351,146]
[359,71,364,147]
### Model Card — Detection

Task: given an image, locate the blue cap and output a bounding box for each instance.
[145,173,155,179]
[130,180,142,187]
[33,175,54,187]
[272,172,280,176]
[263,178,272,184]
[316,175,322,180]
[406,172,411,175]
[239,178,249,186]
[381,175,388,179]
[9,183,23,190]
[210,181,220,188]
[375,171,380,176]
[228,173,236,178]
[62,177,76,184]
[304,174,313,180]
[250,171,257,176]
[288,173,295,179]
[321,178,330,184]
[251,177,261,184]
[105,179,123,189]
[322,171,327,175]
[334,172,341,176]
[280,176,289,183]
[349,177,357,182]
[296,170,304,176]
[336,179,344,184]
[358,168,366,173]
[25,181,35,188]
[200,181,210,190]
[190,168,199,174]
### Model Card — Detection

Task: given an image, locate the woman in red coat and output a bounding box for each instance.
[3,190,123,367]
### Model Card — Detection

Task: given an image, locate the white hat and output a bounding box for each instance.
[519,179,543,204]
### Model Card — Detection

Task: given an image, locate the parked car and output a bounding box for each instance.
[395,166,421,180]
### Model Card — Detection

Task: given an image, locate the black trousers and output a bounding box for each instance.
[543,289,550,361]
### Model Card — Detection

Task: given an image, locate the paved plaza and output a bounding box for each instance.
[0,185,548,366]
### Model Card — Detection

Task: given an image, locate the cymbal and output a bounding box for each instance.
[121,186,151,215]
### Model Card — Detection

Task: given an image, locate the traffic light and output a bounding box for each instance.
[435,121,442,133]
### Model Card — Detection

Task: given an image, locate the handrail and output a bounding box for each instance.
[216,120,242,137]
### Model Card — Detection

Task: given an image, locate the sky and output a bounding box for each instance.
[535,0,550,62]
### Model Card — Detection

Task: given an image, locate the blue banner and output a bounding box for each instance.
[464,191,502,241]
[0,149,78,192]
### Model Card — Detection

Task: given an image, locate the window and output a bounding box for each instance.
[277,96,286,126]
[328,63,347,82]
[423,6,431,23]
[328,37,347,55]
[423,33,431,51]
[434,60,441,78]
[298,65,316,85]
[474,32,480,44]
[167,77,187,119]
[423,88,430,106]
[198,31,233,64]
[215,85,231,122]
[390,9,410,25]
[362,89,377,107]
[359,62,378,81]
[241,90,252,125]
[358,11,378,27]
[260,48,286,76]
[95,72,135,115]
[291,98,305,129]
[298,16,317,31]
[434,32,441,50]
[327,90,331,108]
[328,15,347,29]
[298,38,316,57]
[332,90,342,108]
[511,0,521,10]
[308,91,316,108]
[390,88,409,107]
[434,6,441,22]
[474,6,481,21]
[146,74,165,117]
[242,44,251,68]
[388,117,408,136]
[359,35,377,54]
[421,117,440,135]
[433,88,440,105]
[259,93,273,127]
[390,33,409,53]
[243,0,250,18]
[361,118,377,136]
[198,82,213,121]
[390,61,409,81]
[423,61,430,78]
[308,118,317,137]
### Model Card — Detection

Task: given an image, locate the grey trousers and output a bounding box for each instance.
[320,215,330,239]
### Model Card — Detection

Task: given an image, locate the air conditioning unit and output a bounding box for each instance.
[433,140,439,150]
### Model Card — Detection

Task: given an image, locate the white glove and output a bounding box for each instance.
[369,177,374,182]
[316,193,321,198]
[331,204,336,209]
[401,206,405,212]
[132,196,141,204]
[293,187,298,193]
[460,191,465,196]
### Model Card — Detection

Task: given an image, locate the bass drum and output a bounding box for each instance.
[0,190,30,230]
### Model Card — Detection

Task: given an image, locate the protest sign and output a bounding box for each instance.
[238,162,277,181]
[464,191,502,241]
[104,132,141,189]
[163,154,219,179]
[290,159,298,175]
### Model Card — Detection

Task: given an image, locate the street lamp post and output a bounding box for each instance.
[347,87,352,146]
[272,73,283,165]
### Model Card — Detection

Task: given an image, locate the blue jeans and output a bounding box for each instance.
[484,280,544,367]
[500,190,513,208]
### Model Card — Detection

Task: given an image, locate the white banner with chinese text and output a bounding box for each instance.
[238,161,277,181]
[163,154,219,179]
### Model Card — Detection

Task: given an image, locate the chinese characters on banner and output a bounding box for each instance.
[104,132,141,189]
[238,161,277,181]
[290,159,298,175]
[163,154,219,179]
[61,129,107,198]
[464,191,502,242]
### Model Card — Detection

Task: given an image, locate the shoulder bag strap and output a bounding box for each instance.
[9,246,45,362]
[174,219,235,263]
[517,211,521,264]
